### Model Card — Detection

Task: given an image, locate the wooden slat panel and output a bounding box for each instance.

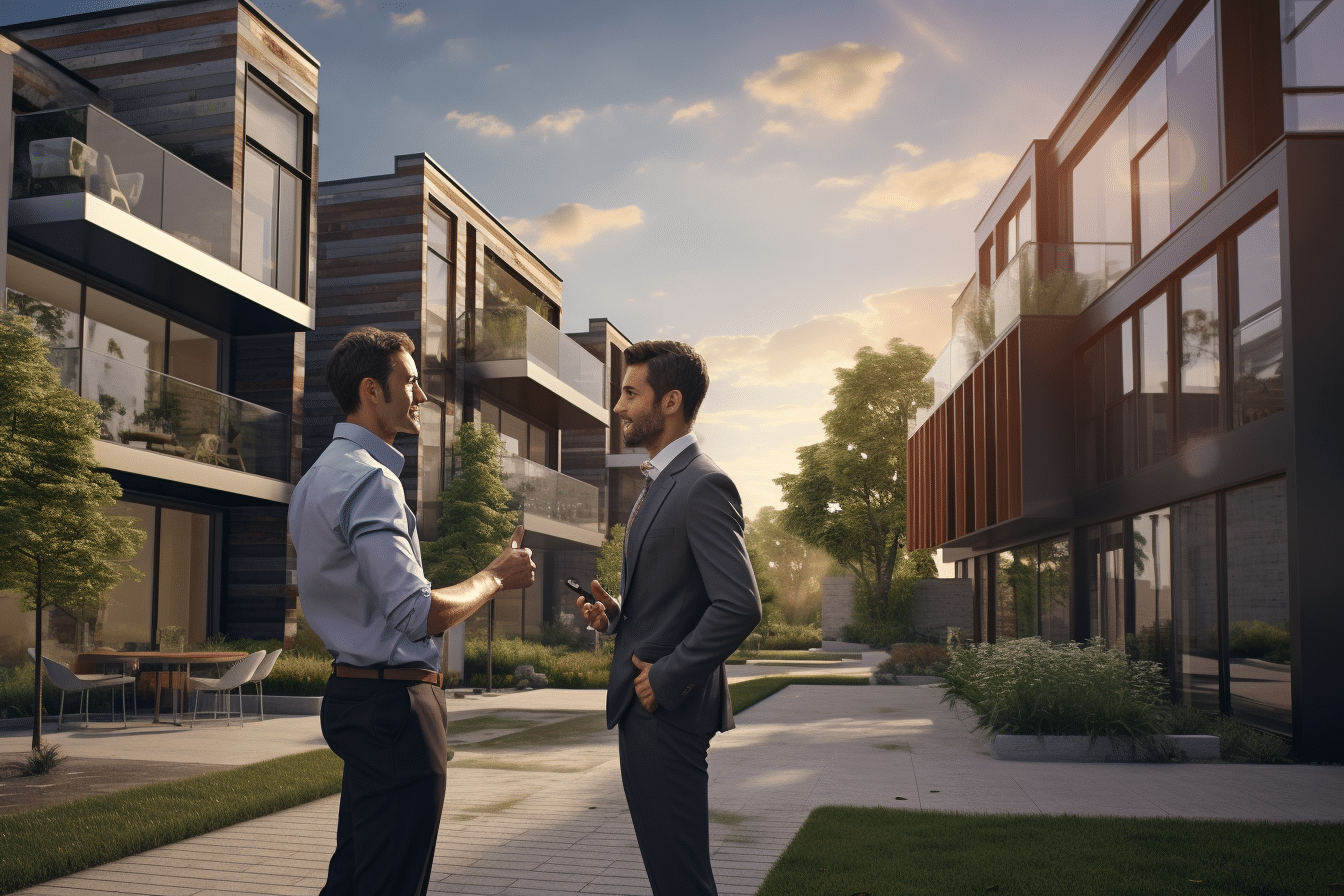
[972,365,987,532]
[995,342,1011,522]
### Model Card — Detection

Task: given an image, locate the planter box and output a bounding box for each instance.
[990,734,1220,762]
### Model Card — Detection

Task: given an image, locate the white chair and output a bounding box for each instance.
[247,649,282,720]
[28,648,135,728]
[189,650,266,727]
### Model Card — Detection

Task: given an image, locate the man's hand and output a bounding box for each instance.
[575,579,618,633]
[632,655,658,712]
[483,525,535,590]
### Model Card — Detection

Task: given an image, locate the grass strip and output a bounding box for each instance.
[758,806,1344,896]
[0,748,342,895]
[730,674,868,715]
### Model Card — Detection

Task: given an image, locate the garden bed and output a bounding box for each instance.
[990,734,1220,762]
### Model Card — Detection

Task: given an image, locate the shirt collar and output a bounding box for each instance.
[334,422,406,476]
[644,432,697,480]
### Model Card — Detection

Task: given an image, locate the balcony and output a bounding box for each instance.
[449,450,603,548]
[911,241,1132,436]
[50,347,291,497]
[462,305,608,428]
[9,105,311,335]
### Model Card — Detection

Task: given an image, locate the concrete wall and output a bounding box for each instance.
[820,576,855,640]
[912,578,974,639]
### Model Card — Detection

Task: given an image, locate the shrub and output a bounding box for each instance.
[20,744,63,776]
[840,618,909,650]
[875,643,948,682]
[757,623,822,650]
[941,637,1169,740]
[264,652,333,697]
[463,636,610,689]
[1163,704,1292,763]
[1228,620,1290,664]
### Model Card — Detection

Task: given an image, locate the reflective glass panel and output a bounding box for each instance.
[428,207,450,257]
[1132,63,1168,152]
[1086,521,1126,646]
[276,167,300,298]
[1178,256,1220,443]
[1131,508,1173,681]
[156,508,211,646]
[1172,495,1219,713]
[1233,308,1284,425]
[1167,3,1221,227]
[97,501,157,650]
[1038,537,1071,644]
[245,78,302,168]
[996,549,1032,640]
[418,402,443,535]
[1226,477,1291,737]
[84,289,164,372]
[1236,208,1282,324]
[168,321,218,390]
[1138,293,1170,466]
[242,147,278,288]
[1137,132,1172,257]
[4,256,82,391]
[1071,115,1131,245]
[1284,92,1344,130]
[1283,0,1344,87]
[483,250,554,321]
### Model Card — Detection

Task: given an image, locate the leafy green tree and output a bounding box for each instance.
[746,506,830,624]
[595,523,625,599]
[424,421,518,690]
[0,313,145,749]
[775,338,936,640]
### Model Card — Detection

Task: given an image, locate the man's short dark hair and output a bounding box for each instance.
[624,340,710,425]
[326,327,416,415]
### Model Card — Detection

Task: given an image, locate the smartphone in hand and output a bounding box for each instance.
[564,578,593,601]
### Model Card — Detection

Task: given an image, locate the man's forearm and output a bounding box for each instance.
[425,570,503,635]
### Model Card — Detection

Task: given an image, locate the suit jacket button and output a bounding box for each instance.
[681,684,694,697]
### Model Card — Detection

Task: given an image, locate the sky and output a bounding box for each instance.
[12,0,1138,518]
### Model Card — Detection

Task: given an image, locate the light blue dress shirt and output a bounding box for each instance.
[289,422,439,670]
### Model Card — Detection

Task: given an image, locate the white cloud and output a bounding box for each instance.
[530,108,587,136]
[493,63,512,73]
[390,8,426,31]
[744,42,903,121]
[303,0,344,18]
[444,110,514,138]
[671,100,718,123]
[761,120,794,135]
[847,152,1015,219]
[696,283,957,389]
[505,203,644,261]
[815,176,862,188]
[896,141,924,156]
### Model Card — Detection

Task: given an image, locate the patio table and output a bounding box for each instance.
[76,651,247,725]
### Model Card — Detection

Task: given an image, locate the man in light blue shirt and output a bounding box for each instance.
[290,326,534,896]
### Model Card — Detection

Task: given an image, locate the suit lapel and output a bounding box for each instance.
[623,442,700,601]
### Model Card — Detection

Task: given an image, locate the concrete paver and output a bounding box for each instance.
[5,658,1344,895]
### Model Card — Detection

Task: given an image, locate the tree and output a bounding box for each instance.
[774,338,936,641]
[746,507,830,624]
[595,523,625,599]
[423,421,518,690]
[0,313,145,750]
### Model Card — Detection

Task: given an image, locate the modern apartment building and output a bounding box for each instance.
[310,153,611,662]
[0,0,317,660]
[905,0,1343,760]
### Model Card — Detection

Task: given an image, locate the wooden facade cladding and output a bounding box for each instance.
[907,330,1024,550]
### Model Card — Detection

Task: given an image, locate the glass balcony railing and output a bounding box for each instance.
[50,347,291,481]
[464,305,605,407]
[12,105,235,266]
[448,450,600,532]
[910,241,1132,437]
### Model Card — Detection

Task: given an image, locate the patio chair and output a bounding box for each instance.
[188,650,266,727]
[28,648,136,728]
[247,649,282,720]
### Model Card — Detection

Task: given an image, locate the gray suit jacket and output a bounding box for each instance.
[606,442,762,734]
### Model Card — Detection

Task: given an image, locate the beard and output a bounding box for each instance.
[621,405,665,448]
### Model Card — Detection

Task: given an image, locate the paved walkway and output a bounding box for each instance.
[5,662,1344,895]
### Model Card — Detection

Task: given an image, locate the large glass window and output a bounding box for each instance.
[1225,478,1291,737]
[95,502,158,650]
[1177,256,1220,444]
[1038,537,1071,644]
[1172,495,1219,713]
[1283,0,1344,130]
[1131,507,1173,682]
[1136,133,1172,256]
[156,507,212,646]
[1071,115,1131,247]
[1137,293,1170,467]
[242,76,305,299]
[483,250,556,322]
[1232,208,1284,425]
[1166,2,1221,225]
[4,255,82,390]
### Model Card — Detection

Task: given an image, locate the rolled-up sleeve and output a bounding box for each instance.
[340,468,433,640]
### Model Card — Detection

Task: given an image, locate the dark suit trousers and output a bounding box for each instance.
[318,676,448,896]
[618,702,718,896]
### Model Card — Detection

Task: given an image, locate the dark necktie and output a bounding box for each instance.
[625,461,656,536]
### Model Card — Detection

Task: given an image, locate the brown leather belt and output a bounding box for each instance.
[333,664,442,686]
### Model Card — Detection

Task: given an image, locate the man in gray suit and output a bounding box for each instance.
[577,340,762,896]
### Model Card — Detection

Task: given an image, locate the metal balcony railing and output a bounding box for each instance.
[12,105,236,266]
[463,305,605,407]
[50,347,290,481]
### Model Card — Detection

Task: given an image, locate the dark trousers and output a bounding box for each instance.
[618,702,718,896]
[319,676,448,896]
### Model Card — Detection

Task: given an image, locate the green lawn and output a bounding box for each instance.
[757,806,1344,896]
[0,749,343,895]
[730,674,869,715]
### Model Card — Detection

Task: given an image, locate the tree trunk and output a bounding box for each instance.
[32,565,43,751]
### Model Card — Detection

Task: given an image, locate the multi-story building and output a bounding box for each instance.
[1,0,317,659]
[906,0,1343,761]
[310,153,612,669]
